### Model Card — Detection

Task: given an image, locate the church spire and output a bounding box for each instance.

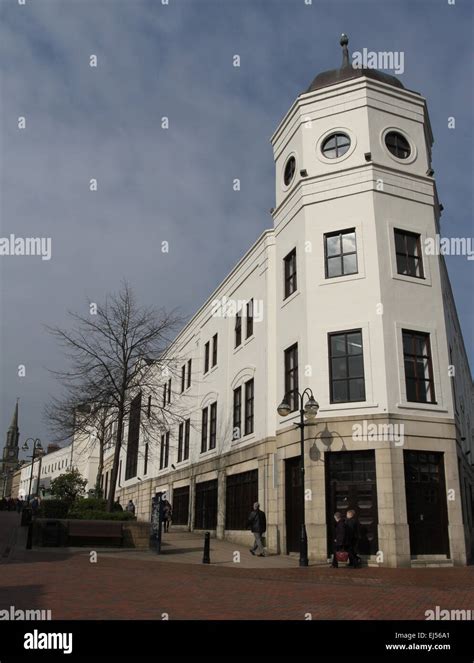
[9,399,19,431]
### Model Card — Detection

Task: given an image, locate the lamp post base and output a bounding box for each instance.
[299,523,309,567]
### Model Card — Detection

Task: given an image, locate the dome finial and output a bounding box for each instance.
[340,33,350,68]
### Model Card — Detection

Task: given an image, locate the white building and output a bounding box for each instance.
[32,35,474,567]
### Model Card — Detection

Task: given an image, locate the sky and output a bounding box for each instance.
[0,0,473,452]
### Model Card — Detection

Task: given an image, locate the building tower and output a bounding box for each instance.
[0,400,20,497]
[271,35,470,566]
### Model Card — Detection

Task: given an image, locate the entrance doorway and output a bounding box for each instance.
[325,450,379,555]
[285,456,303,553]
[404,450,449,556]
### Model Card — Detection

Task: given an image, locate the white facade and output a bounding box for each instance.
[43,44,474,566]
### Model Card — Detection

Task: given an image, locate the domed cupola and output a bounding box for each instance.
[305,34,405,94]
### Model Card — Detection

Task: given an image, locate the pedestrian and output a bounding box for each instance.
[345,509,361,568]
[162,500,172,532]
[247,502,267,557]
[30,496,40,517]
[331,511,348,568]
[126,500,135,515]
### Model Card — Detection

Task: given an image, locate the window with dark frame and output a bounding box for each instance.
[212,334,218,367]
[233,386,242,440]
[125,392,141,480]
[201,407,208,453]
[184,418,190,460]
[147,395,152,418]
[118,460,122,487]
[225,470,258,530]
[246,299,254,338]
[144,443,148,475]
[284,249,297,299]
[394,229,424,278]
[244,379,254,436]
[385,131,411,159]
[187,359,192,389]
[204,341,210,374]
[325,229,358,278]
[402,330,436,404]
[209,402,217,450]
[284,344,299,412]
[167,379,171,404]
[329,330,366,403]
[181,365,186,393]
[160,432,170,470]
[178,422,184,463]
[162,383,167,407]
[321,132,351,159]
[235,311,242,347]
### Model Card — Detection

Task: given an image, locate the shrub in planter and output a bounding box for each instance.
[38,500,69,519]
[69,498,107,513]
[68,510,135,521]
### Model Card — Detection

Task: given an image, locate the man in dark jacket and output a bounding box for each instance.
[345,509,361,568]
[247,502,267,557]
[331,512,346,568]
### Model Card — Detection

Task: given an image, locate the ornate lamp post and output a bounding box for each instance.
[277,388,319,567]
[22,438,43,502]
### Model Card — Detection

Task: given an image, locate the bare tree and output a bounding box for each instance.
[46,283,184,511]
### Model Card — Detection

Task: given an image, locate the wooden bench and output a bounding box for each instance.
[67,520,123,547]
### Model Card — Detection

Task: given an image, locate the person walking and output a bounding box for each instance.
[331,511,347,568]
[345,509,361,568]
[247,502,267,557]
[126,500,135,515]
[162,500,172,533]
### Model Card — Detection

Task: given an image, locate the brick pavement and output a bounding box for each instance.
[1,513,473,620]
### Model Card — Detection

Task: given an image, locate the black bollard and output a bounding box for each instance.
[202,531,210,564]
[26,523,33,550]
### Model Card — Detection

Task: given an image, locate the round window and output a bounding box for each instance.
[321,132,351,159]
[385,131,411,159]
[283,156,296,186]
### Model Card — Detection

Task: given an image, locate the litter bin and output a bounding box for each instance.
[42,520,62,547]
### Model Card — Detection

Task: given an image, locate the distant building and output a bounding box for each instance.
[0,401,20,498]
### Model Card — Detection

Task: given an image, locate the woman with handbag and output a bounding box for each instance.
[331,512,348,568]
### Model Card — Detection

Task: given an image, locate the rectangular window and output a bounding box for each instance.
[212,333,218,367]
[233,386,242,440]
[245,379,254,435]
[235,311,242,347]
[178,422,184,463]
[284,248,297,299]
[147,395,152,418]
[181,365,186,393]
[325,229,358,278]
[144,442,149,475]
[225,470,258,530]
[125,392,141,480]
[395,229,424,278]
[194,480,218,530]
[167,379,171,404]
[160,432,170,470]
[172,486,190,526]
[204,341,210,374]
[104,472,108,499]
[246,299,254,338]
[329,330,366,403]
[201,407,208,453]
[209,402,217,450]
[402,330,435,403]
[162,383,167,408]
[184,418,190,460]
[118,460,122,487]
[187,359,192,389]
[284,344,299,412]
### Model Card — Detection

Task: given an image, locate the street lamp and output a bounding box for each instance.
[277,388,319,567]
[22,438,43,503]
